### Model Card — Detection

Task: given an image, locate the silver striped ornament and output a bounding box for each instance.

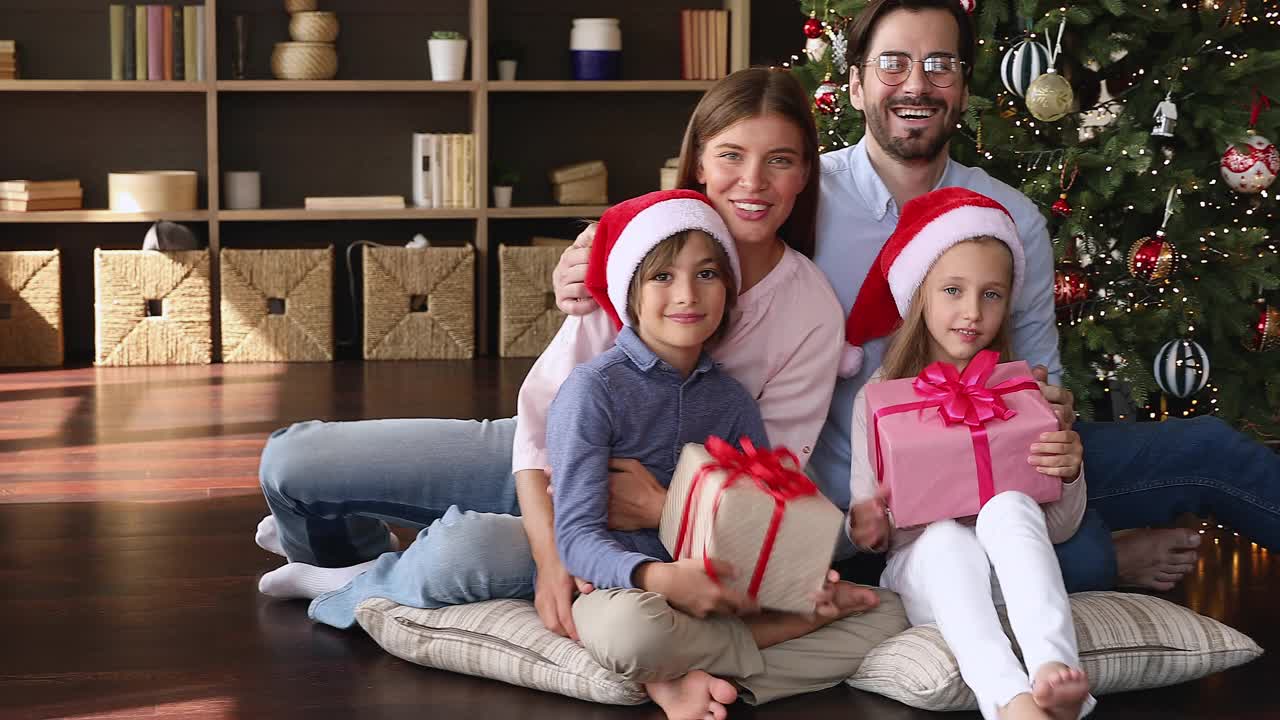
[1153,339,1210,399]
[1000,38,1050,98]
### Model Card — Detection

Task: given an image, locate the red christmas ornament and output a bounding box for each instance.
[814,81,839,114]
[1054,263,1090,306]
[1051,193,1072,217]
[959,0,976,13]
[1249,304,1280,352]
[803,17,824,39]
[1127,230,1176,283]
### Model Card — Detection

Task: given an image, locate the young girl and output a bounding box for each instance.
[549,190,889,720]
[843,188,1095,720]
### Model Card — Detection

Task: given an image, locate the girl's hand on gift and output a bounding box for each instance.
[1029,430,1084,482]
[849,490,890,552]
[637,557,759,618]
[553,223,598,315]
[606,458,668,531]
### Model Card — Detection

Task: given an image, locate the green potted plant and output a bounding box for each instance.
[428,31,468,81]
[491,164,520,208]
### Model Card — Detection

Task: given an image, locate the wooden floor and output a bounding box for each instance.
[0,362,1274,720]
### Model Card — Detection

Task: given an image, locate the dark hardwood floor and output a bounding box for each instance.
[0,362,1274,720]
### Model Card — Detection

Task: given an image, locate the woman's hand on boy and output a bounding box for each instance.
[606,458,667,530]
[553,224,599,315]
[1031,365,1077,430]
[532,553,593,642]
[1029,430,1084,482]
[636,558,758,618]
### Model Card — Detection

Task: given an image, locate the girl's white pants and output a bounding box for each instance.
[881,491,1097,720]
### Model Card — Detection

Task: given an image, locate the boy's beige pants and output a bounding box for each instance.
[572,585,908,704]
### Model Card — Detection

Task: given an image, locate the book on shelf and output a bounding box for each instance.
[183,6,197,82]
[0,40,17,80]
[172,5,183,81]
[304,196,407,210]
[0,194,84,212]
[680,9,728,80]
[0,179,82,194]
[135,7,148,80]
[123,6,136,80]
[411,133,476,209]
[195,5,205,81]
[162,5,173,81]
[147,6,162,81]
[548,160,606,185]
[411,132,434,208]
[0,186,85,201]
[110,5,125,80]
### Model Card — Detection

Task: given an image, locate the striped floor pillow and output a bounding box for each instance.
[355,597,647,705]
[847,591,1263,711]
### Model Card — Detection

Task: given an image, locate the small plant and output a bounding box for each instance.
[492,164,520,187]
[431,31,464,40]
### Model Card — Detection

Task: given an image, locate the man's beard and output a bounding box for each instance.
[864,96,960,163]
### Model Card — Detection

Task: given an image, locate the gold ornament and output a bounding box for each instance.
[1025,71,1073,122]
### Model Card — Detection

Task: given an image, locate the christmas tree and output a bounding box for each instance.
[792,0,1280,438]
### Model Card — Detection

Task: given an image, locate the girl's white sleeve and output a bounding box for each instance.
[1042,467,1088,545]
[849,386,879,506]
[512,310,617,474]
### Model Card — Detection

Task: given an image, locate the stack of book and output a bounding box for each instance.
[110,4,206,81]
[0,40,17,79]
[0,179,84,212]
[549,161,607,206]
[680,9,728,80]
[410,133,477,209]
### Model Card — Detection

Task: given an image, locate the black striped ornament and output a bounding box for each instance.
[1000,39,1050,98]
[1153,339,1210,399]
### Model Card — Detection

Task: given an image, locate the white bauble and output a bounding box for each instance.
[1220,133,1279,193]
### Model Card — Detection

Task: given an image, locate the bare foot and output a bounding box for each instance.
[1114,528,1201,591]
[829,581,880,617]
[645,670,737,720]
[998,692,1051,720]
[1032,662,1089,720]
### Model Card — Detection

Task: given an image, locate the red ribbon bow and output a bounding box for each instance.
[1250,89,1271,128]
[671,437,816,598]
[873,350,1038,511]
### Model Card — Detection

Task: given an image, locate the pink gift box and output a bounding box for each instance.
[863,352,1061,529]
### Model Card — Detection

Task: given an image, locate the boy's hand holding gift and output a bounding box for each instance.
[864,349,1066,529]
[656,437,845,615]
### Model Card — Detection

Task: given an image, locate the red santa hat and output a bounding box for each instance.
[839,187,1024,376]
[585,189,740,330]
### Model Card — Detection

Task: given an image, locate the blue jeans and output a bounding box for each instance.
[1053,416,1280,592]
[308,506,536,629]
[259,417,522,567]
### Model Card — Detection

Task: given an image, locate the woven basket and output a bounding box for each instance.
[499,245,568,357]
[289,12,339,43]
[271,42,338,80]
[284,0,318,12]
[220,248,333,363]
[363,245,474,360]
[94,249,212,366]
[0,250,63,367]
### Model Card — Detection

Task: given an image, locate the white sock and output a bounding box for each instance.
[255,515,403,558]
[257,559,378,600]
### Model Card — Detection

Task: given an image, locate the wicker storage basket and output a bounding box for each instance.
[363,245,474,360]
[289,12,339,42]
[94,249,212,366]
[220,248,333,363]
[272,42,338,80]
[0,250,63,367]
[498,244,568,357]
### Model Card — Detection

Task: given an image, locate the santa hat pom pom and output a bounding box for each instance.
[838,345,864,379]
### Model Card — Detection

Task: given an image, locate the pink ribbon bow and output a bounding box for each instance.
[873,350,1038,510]
[672,437,816,598]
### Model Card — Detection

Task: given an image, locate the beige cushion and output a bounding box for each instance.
[847,591,1263,711]
[355,597,646,705]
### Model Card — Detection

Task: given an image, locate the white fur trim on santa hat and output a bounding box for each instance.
[885,204,1023,316]
[605,197,740,326]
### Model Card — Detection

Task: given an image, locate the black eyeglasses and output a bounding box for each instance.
[862,53,966,88]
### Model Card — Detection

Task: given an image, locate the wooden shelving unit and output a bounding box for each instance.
[0,0,750,358]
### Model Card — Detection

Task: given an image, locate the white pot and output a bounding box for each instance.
[428,38,468,81]
[223,170,261,210]
[492,185,513,208]
[497,59,518,81]
[570,18,621,51]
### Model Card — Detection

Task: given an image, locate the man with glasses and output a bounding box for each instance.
[813,0,1280,592]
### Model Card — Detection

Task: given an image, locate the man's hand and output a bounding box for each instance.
[606,458,668,531]
[553,224,598,315]
[532,553,592,641]
[636,558,759,618]
[1032,365,1076,430]
[849,490,890,552]
[1030,429,1084,483]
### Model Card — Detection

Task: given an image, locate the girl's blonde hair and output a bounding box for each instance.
[878,237,1015,381]
[626,230,738,345]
